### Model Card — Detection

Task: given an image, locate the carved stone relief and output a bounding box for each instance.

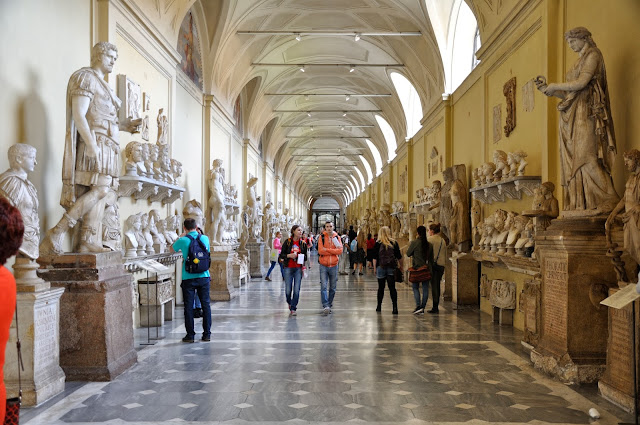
[493,104,502,143]
[157,108,168,145]
[503,77,516,137]
[141,115,150,141]
[489,279,517,309]
[522,79,535,112]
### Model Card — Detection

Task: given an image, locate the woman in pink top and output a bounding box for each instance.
[265,231,283,281]
[0,198,25,423]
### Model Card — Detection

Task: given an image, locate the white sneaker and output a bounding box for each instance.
[323,307,330,315]
[291,310,297,316]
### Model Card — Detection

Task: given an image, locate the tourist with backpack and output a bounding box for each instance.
[279,225,308,316]
[172,218,212,342]
[372,226,403,314]
[427,223,447,314]
[317,221,343,314]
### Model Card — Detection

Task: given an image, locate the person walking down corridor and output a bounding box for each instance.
[265,231,283,281]
[406,225,434,314]
[372,226,403,314]
[338,229,349,275]
[318,221,343,314]
[352,231,367,275]
[427,223,447,314]
[279,225,308,316]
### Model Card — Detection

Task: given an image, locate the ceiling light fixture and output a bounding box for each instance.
[310,126,314,131]
[304,95,309,100]
[349,65,355,73]
[341,126,345,130]
[354,33,361,41]
[345,95,351,101]
[342,112,347,117]
[300,65,305,72]
[307,111,312,117]
[295,33,301,41]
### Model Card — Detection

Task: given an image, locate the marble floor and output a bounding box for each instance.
[22,256,634,425]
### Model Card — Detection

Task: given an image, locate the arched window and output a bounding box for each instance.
[374,115,397,162]
[354,168,366,192]
[347,180,357,199]
[360,155,373,184]
[365,139,383,176]
[472,27,481,68]
[390,72,423,138]
[425,0,480,93]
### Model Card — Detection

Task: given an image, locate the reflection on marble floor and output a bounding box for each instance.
[21,261,632,424]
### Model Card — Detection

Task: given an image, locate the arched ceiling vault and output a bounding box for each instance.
[185,0,490,203]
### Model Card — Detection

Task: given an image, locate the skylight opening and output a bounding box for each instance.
[365,139,383,176]
[390,72,423,138]
[374,115,397,162]
[360,155,373,184]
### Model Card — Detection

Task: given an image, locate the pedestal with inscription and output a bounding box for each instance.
[37,252,137,381]
[209,246,237,301]
[531,217,617,383]
[598,286,639,412]
[521,279,542,348]
[450,252,479,309]
[247,241,265,278]
[3,262,66,406]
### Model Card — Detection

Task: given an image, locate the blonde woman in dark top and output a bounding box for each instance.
[406,225,434,314]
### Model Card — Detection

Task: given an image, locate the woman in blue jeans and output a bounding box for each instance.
[406,225,434,314]
[372,226,403,314]
[278,225,308,316]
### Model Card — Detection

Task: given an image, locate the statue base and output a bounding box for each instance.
[209,246,237,301]
[3,283,65,406]
[531,217,616,384]
[598,286,639,412]
[247,242,265,278]
[232,251,249,288]
[37,252,137,381]
[450,252,479,308]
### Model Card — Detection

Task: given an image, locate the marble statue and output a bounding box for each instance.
[536,27,619,213]
[472,167,481,186]
[0,143,40,260]
[449,178,471,250]
[208,159,226,245]
[123,213,141,258]
[481,162,496,184]
[263,202,275,244]
[239,205,250,251]
[440,167,455,240]
[144,143,160,179]
[246,176,261,241]
[141,115,149,141]
[508,215,530,255]
[124,141,147,176]
[471,200,482,249]
[40,42,141,255]
[493,150,509,181]
[155,144,171,183]
[481,217,496,252]
[157,108,168,145]
[141,212,155,255]
[183,199,204,230]
[102,201,121,252]
[370,207,379,235]
[491,209,509,252]
[606,149,640,267]
[427,180,442,206]
[162,214,180,245]
[507,151,528,177]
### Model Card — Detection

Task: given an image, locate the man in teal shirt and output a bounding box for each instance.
[172,218,211,342]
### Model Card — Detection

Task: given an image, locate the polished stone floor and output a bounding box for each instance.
[22,255,633,424]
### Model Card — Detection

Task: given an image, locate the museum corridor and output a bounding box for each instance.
[20,257,632,425]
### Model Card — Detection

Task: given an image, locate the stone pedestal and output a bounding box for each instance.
[247,241,265,278]
[37,252,137,381]
[598,286,639,412]
[450,253,479,308]
[3,285,66,406]
[231,255,249,288]
[209,246,237,301]
[521,279,542,347]
[531,217,616,384]
[138,273,175,327]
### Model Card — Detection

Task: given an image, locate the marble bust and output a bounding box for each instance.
[0,143,40,260]
[124,141,147,176]
[183,199,205,231]
[141,212,155,255]
[40,42,141,255]
[493,150,509,181]
[123,213,142,258]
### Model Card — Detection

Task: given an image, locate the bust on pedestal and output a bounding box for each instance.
[0,143,66,405]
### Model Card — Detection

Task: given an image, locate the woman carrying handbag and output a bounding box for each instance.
[406,225,434,314]
[372,226,403,314]
[427,223,447,314]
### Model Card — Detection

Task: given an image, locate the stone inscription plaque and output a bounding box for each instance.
[526,296,537,333]
[543,258,568,346]
[609,305,634,392]
[34,303,58,373]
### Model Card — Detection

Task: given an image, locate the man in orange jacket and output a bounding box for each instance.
[318,221,343,314]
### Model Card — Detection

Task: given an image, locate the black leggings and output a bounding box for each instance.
[377,276,398,307]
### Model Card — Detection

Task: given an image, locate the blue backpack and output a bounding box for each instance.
[185,234,210,274]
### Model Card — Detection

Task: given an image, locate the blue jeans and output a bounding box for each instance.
[266,261,277,277]
[412,281,429,309]
[319,264,338,308]
[181,277,211,338]
[284,267,302,311]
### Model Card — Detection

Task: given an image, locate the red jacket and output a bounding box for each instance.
[318,231,343,267]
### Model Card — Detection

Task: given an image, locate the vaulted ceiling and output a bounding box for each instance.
[132,0,512,206]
